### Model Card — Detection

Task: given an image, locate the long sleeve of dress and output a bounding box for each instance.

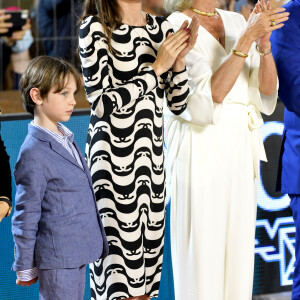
[164,68,189,116]
[79,16,159,118]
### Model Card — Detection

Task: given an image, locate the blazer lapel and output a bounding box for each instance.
[49,140,84,171]
[28,123,84,171]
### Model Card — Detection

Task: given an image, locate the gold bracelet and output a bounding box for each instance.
[255,44,272,56]
[231,48,248,58]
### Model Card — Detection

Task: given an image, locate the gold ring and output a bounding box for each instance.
[270,19,276,27]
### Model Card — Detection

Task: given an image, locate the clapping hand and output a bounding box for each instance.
[175,16,200,64]
[253,0,280,49]
[152,17,200,76]
[246,0,289,51]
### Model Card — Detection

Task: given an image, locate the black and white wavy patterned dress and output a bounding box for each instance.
[79,14,189,300]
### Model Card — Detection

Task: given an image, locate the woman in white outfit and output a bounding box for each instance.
[163,0,289,299]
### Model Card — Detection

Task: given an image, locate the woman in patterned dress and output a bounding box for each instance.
[78,1,199,299]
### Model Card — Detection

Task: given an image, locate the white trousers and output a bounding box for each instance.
[169,104,258,300]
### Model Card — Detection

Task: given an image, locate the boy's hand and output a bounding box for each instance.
[16,277,38,286]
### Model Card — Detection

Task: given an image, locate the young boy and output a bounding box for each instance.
[11,56,108,300]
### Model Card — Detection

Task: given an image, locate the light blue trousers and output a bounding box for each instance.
[38,265,86,300]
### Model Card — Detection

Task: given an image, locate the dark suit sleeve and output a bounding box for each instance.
[12,150,47,271]
[271,15,300,116]
[0,132,12,204]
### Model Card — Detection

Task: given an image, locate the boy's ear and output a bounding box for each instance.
[30,88,44,106]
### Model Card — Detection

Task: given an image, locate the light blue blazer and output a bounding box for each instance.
[271,0,300,194]
[12,124,109,271]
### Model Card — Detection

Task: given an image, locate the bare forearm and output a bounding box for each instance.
[211,33,253,103]
[258,42,277,96]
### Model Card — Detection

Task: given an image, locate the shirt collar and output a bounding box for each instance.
[31,121,74,143]
[57,123,74,142]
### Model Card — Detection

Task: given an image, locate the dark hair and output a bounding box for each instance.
[80,0,122,53]
[20,56,82,115]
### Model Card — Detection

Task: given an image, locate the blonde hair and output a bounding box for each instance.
[164,0,193,13]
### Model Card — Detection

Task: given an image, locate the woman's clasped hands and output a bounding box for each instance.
[246,0,289,48]
[152,16,200,76]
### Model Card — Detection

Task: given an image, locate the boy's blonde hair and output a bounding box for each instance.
[164,0,193,13]
[20,56,82,115]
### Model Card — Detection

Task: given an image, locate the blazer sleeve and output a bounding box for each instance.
[160,19,190,116]
[79,16,159,118]
[0,132,12,202]
[270,15,300,116]
[12,149,47,271]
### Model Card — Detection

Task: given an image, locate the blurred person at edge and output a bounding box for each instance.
[271,1,300,299]
[0,8,32,90]
[37,0,82,65]
[0,117,12,222]
[163,0,288,299]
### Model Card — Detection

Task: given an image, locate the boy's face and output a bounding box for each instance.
[40,75,77,126]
